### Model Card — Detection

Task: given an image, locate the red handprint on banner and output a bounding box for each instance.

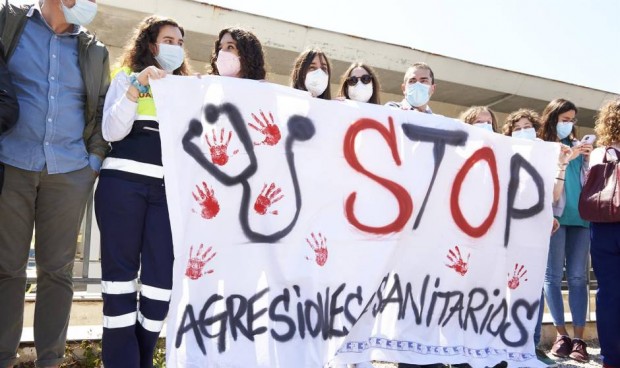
[254,182,284,215]
[249,110,281,146]
[191,181,220,219]
[185,244,217,280]
[205,128,239,166]
[305,232,328,266]
[445,246,470,276]
[508,263,528,289]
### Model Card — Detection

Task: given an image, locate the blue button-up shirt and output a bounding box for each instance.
[0,5,93,174]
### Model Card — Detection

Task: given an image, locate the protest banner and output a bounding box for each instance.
[151,76,557,368]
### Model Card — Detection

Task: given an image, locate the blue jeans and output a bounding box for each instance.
[590,222,620,367]
[543,225,590,327]
[534,290,544,347]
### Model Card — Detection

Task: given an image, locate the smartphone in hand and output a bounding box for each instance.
[581,134,596,145]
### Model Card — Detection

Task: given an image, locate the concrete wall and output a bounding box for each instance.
[92,0,617,131]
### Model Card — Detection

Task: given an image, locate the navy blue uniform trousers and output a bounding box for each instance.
[95,175,174,368]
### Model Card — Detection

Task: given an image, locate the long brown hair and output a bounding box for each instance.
[539,98,578,142]
[117,16,191,76]
[290,48,332,100]
[337,62,381,104]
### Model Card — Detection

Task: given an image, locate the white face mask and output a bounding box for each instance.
[347,82,373,103]
[154,43,185,73]
[61,0,98,26]
[512,127,537,140]
[474,122,494,132]
[405,82,431,107]
[216,50,241,77]
[305,69,329,97]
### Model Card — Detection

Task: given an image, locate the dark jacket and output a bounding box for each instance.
[0,1,110,159]
[0,42,17,136]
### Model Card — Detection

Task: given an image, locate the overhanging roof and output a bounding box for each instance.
[95,0,619,128]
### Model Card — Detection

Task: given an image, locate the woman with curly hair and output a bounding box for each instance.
[95,15,191,367]
[290,48,332,99]
[209,27,266,80]
[459,106,498,132]
[588,98,620,368]
[336,62,381,104]
[539,98,593,363]
[502,107,575,365]
[502,108,541,139]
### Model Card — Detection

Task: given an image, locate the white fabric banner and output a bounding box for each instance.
[151,76,558,368]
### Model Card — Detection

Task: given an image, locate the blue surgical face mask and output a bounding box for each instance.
[405,82,431,108]
[512,127,537,140]
[474,122,494,132]
[556,122,574,140]
[154,43,185,73]
[61,0,98,26]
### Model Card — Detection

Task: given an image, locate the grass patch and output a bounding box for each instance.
[16,339,166,367]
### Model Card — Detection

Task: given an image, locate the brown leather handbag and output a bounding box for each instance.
[578,148,620,222]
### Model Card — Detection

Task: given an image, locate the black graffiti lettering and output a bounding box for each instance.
[175,304,205,354]
[401,124,468,229]
[500,298,539,347]
[329,284,348,337]
[402,274,429,323]
[371,273,390,317]
[379,273,404,316]
[486,298,508,337]
[304,297,323,338]
[294,285,306,339]
[439,291,464,328]
[505,153,545,246]
[463,288,489,333]
[174,274,535,354]
[226,295,249,341]
[247,288,269,339]
[344,286,363,326]
[357,291,376,323]
[321,288,331,339]
[199,294,228,353]
[269,288,295,341]
[182,103,315,243]
[426,277,442,327]
[479,289,500,334]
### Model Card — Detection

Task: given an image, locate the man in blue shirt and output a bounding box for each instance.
[0,1,109,367]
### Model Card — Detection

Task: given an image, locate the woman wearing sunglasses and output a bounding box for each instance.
[337,62,381,104]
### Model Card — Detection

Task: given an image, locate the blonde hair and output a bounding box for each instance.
[459,106,498,133]
[502,108,541,136]
[594,99,620,146]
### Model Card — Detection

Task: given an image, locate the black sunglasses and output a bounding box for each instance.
[346,74,372,86]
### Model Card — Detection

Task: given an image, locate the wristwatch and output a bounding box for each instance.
[129,73,149,94]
